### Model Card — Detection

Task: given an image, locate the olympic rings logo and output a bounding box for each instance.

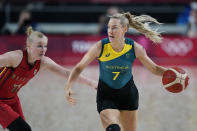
[161,38,193,56]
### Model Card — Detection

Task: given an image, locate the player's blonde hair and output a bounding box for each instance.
[109,12,163,44]
[26,26,48,43]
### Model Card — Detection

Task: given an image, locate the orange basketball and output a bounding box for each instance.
[162,67,189,93]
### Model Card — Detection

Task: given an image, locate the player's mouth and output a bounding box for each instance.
[109,36,115,40]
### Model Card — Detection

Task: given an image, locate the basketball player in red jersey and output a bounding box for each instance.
[0,27,96,131]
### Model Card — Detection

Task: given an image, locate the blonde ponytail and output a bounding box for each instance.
[26,26,33,36]
[109,12,163,44]
[123,12,162,44]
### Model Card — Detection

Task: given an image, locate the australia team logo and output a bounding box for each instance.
[126,53,130,59]
[105,53,110,57]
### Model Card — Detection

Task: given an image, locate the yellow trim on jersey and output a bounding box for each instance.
[0,67,7,77]
[98,43,132,62]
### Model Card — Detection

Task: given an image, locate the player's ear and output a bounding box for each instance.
[123,25,128,33]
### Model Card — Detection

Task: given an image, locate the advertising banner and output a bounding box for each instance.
[0,35,196,65]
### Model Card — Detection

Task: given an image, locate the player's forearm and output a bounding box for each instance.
[67,67,82,87]
[154,65,167,76]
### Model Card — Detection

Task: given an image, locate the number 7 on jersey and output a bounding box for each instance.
[112,72,120,80]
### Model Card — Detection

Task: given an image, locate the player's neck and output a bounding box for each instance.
[111,38,125,52]
[27,51,37,65]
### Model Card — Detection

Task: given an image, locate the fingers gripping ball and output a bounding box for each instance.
[162,67,189,93]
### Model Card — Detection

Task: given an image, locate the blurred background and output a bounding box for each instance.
[0,0,197,131]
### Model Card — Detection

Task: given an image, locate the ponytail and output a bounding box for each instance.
[26,26,33,36]
[110,12,163,44]
[123,12,162,44]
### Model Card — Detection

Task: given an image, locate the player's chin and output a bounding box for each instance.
[38,55,44,60]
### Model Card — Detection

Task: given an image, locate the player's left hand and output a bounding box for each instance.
[65,88,76,107]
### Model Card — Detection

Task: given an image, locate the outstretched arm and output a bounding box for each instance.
[40,56,97,89]
[134,42,167,76]
[65,41,102,106]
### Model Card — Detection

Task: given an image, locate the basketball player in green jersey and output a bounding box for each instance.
[65,12,169,131]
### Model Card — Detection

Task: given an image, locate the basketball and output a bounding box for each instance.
[162,67,189,93]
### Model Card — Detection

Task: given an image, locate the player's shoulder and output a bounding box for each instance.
[125,37,134,45]
[5,50,23,67]
[4,50,23,57]
[12,50,23,62]
[6,50,23,61]
[134,41,144,49]
[40,56,54,69]
[40,56,52,64]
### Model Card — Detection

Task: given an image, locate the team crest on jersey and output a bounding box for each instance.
[126,53,130,59]
[105,53,110,57]
[34,69,38,75]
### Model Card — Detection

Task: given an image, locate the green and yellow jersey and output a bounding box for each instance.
[98,37,136,89]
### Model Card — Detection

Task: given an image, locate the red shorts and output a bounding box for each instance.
[0,96,25,129]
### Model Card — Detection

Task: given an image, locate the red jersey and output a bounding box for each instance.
[0,50,40,98]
